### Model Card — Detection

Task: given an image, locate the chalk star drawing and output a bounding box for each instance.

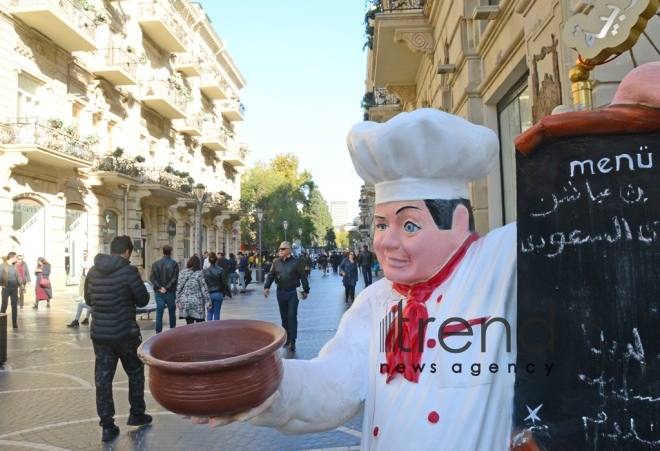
[525,404,543,423]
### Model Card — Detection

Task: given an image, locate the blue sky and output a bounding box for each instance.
[202,1,369,219]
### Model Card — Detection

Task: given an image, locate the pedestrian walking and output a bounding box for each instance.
[33,257,52,309]
[216,252,230,275]
[202,253,232,321]
[357,245,374,287]
[84,236,152,442]
[237,252,248,293]
[227,253,239,295]
[176,255,210,325]
[329,251,341,274]
[317,253,328,276]
[1,252,21,328]
[149,244,179,334]
[15,254,30,309]
[338,251,359,303]
[79,250,92,301]
[263,241,310,351]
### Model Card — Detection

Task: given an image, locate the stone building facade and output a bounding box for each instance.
[359,0,659,246]
[0,0,248,287]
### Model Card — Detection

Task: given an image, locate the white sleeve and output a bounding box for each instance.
[248,294,372,434]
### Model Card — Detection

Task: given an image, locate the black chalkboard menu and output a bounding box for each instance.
[514,106,660,450]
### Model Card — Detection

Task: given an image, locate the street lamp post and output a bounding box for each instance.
[298,227,303,253]
[309,232,314,254]
[194,183,206,258]
[256,209,263,284]
[282,220,288,241]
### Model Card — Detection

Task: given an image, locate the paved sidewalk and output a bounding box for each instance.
[0,268,379,450]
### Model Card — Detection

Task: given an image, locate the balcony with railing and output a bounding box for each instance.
[173,113,203,137]
[137,1,187,53]
[139,79,188,119]
[199,68,229,100]
[172,52,202,77]
[364,87,402,122]
[139,166,193,196]
[91,47,138,85]
[379,0,424,12]
[9,0,98,52]
[224,146,247,168]
[369,0,429,87]
[199,124,229,151]
[0,118,94,169]
[221,99,245,122]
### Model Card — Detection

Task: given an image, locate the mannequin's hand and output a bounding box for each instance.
[187,392,277,427]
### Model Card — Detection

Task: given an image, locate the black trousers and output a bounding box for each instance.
[92,336,146,427]
[1,286,18,326]
[276,290,299,343]
[344,286,356,301]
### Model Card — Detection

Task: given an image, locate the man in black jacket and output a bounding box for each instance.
[263,241,310,351]
[149,244,179,334]
[84,236,151,442]
[216,252,230,275]
[357,244,374,287]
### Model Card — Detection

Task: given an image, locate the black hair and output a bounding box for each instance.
[110,236,134,255]
[424,199,475,232]
[162,244,173,256]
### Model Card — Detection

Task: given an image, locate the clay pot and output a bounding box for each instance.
[138,319,286,416]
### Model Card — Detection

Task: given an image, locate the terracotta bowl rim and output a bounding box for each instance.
[138,319,286,374]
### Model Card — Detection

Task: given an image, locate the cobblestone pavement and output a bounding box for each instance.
[1,267,381,450]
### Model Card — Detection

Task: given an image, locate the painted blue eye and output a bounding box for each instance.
[375,223,388,231]
[403,221,420,233]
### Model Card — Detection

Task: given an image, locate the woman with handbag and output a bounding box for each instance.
[338,251,359,303]
[33,257,52,309]
[176,255,211,324]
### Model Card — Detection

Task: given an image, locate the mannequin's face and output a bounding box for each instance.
[373,200,469,285]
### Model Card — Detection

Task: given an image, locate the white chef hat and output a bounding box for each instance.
[346,108,499,204]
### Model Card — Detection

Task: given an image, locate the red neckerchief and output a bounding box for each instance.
[385,233,479,383]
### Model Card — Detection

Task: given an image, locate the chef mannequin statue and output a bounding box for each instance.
[195,109,518,450]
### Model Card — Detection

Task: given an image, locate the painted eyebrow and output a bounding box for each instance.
[374,215,386,220]
[395,206,422,215]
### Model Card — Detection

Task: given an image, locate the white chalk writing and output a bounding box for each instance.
[569,149,652,178]
[521,217,659,258]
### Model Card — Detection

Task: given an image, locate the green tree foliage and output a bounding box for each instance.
[240,153,318,255]
[304,189,333,247]
[325,228,336,250]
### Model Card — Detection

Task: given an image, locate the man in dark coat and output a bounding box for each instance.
[1,252,20,328]
[84,236,151,442]
[264,241,310,351]
[149,244,179,333]
[357,244,374,287]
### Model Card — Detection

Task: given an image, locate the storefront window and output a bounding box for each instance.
[13,198,45,271]
[101,210,118,255]
[498,80,532,224]
[65,204,87,283]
